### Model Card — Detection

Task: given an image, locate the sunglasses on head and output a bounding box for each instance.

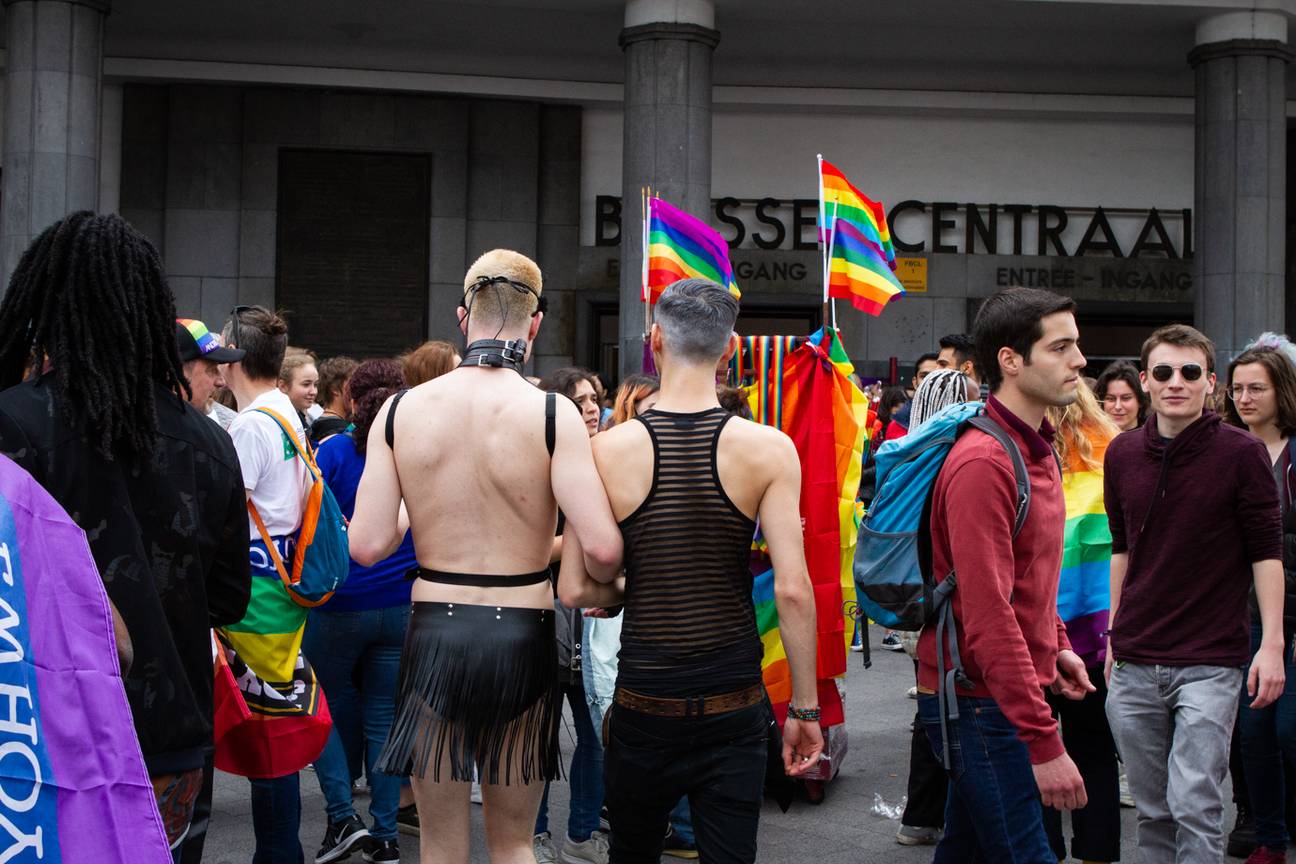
[228,305,254,351]
[1150,363,1205,382]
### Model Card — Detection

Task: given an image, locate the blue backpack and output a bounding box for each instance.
[852,402,1033,766]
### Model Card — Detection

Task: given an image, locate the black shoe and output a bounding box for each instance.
[316,815,371,864]
[662,825,698,860]
[1228,808,1257,859]
[396,804,419,837]
[362,839,400,863]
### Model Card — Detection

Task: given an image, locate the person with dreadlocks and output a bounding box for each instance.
[350,249,623,864]
[0,211,251,854]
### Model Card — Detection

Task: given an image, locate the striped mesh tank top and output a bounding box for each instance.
[616,407,762,698]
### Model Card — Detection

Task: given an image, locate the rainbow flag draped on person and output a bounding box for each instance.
[1057,423,1114,668]
[645,197,740,304]
[738,329,870,731]
[819,158,905,316]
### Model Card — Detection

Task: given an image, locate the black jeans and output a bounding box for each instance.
[1042,671,1121,862]
[604,701,769,864]
[902,709,948,827]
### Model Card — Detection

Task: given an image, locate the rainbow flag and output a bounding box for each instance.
[645,197,740,304]
[819,159,895,267]
[741,328,869,728]
[220,536,307,683]
[1057,423,1115,668]
[829,219,906,316]
[0,456,173,863]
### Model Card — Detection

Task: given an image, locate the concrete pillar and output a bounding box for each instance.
[1189,11,1290,362]
[618,0,718,379]
[0,0,107,290]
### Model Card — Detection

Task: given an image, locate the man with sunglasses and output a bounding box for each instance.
[1103,323,1285,864]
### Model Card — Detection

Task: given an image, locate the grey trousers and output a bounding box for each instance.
[1106,661,1244,864]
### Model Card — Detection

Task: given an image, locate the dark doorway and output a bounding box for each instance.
[1075,302,1193,376]
[277,150,430,357]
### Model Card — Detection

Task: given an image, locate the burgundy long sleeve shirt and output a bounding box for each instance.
[918,397,1070,765]
[1104,411,1282,667]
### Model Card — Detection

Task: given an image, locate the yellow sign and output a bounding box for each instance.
[896,257,927,293]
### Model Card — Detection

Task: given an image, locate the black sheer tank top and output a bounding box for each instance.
[617,407,762,698]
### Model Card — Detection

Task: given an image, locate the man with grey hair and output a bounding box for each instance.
[559,278,823,863]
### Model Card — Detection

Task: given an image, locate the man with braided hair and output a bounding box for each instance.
[0,212,251,853]
[351,249,623,864]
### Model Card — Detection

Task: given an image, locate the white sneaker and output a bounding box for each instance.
[533,833,558,864]
[560,833,609,864]
[906,685,918,699]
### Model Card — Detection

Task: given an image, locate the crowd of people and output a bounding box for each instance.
[0,208,1290,864]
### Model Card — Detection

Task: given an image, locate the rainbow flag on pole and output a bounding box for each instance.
[645,197,740,304]
[828,219,906,316]
[819,158,896,266]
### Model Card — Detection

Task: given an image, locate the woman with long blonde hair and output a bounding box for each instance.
[1042,382,1122,864]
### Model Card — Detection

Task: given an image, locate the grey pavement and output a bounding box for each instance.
[201,628,1237,863]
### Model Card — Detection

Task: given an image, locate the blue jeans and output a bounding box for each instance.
[1239,623,1296,850]
[537,678,604,842]
[249,775,303,864]
[302,604,409,842]
[670,797,694,844]
[918,694,1054,864]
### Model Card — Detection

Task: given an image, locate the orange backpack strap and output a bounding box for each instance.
[246,499,296,593]
[251,407,322,480]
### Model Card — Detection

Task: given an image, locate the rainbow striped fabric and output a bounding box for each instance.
[646,197,740,304]
[829,219,906,316]
[740,328,870,726]
[1058,422,1115,668]
[220,537,307,682]
[820,159,896,266]
[178,317,221,355]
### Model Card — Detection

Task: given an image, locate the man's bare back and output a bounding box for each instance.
[359,365,619,611]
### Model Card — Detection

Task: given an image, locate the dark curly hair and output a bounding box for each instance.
[0,211,188,461]
[347,359,406,455]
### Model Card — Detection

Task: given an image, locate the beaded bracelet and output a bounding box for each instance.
[787,705,821,722]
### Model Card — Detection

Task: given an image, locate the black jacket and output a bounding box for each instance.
[0,376,251,774]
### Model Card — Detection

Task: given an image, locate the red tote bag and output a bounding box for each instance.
[212,632,332,779]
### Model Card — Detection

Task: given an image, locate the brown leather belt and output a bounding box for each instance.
[613,684,765,718]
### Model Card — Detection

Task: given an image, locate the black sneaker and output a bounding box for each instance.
[362,839,400,863]
[662,825,698,860]
[396,804,419,837]
[316,815,370,864]
[1227,807,1257,859]
[880,632,904,652]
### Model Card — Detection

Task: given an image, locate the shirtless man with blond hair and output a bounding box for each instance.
[350,249,623,864]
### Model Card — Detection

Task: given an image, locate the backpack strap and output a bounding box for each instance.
[252,407,321,483]
[385,389,409,451]
[545,392,556,458]
[965,414,1032,538]
[246,499,296,593]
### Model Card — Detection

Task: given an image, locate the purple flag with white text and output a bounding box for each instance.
[0,455,171,862]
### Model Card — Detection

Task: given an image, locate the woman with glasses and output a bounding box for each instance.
[1095,360,1148,433]
[1224,337,1296,864]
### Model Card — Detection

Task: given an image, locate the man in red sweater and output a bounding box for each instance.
[1103,324,1284,864]
[916,287,1094,862]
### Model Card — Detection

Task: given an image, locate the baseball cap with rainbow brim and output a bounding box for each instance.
[176,318,246,363]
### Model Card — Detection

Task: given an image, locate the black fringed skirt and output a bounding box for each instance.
[375,601,561,785]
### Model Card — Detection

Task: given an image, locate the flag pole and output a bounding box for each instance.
[825,199,840,335]
[642,187,651,339]
[816,154,829,304]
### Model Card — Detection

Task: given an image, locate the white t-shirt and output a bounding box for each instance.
[229,388,310,539]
